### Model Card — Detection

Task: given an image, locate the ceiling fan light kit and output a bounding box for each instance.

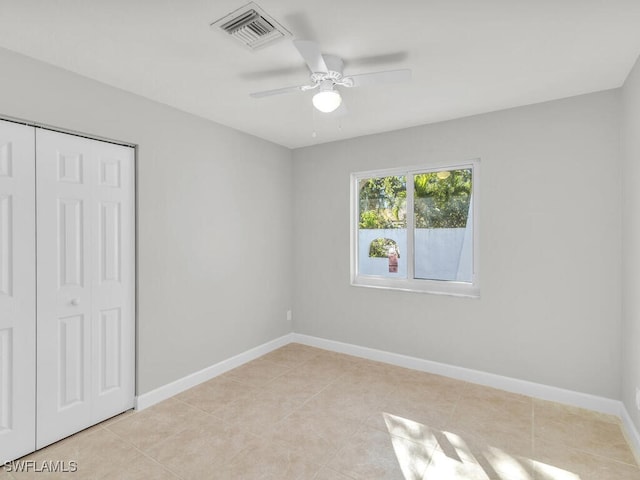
[249,39,412,115]
[312,82,342,113]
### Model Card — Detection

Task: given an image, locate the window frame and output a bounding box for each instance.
[350,159,480,298]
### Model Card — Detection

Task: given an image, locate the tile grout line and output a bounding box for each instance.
[101,410,198,480]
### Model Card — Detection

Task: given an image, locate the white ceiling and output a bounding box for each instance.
[0,0,639,149]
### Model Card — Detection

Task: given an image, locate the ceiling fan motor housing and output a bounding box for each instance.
[316,79,336,93]
[310,55,350,88]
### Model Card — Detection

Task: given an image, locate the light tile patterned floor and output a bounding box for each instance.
[3,343,640,479]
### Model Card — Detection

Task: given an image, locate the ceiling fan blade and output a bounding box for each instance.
[345,69,412,88]
[240,65,307,81]
[293,39,328,73]
[249,85,306,98]
[345,51,409,68]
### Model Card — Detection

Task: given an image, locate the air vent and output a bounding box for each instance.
[211,2,291,51]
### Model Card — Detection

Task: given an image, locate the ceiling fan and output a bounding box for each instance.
[249,40,412,114]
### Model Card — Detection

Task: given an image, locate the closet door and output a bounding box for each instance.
[36,129,134,449]
[0,120,36,463]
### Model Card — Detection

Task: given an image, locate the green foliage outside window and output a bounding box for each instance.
[368,238,400,258]
[358,169,471,229]
[358,176,406,229]
[414,169,472,228]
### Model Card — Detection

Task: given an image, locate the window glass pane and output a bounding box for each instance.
[414,168,473,282]
[358,175,407,278]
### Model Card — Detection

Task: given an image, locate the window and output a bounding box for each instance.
[351,160,479,297]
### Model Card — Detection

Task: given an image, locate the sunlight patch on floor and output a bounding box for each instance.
[382,412,582,480]
[383,411,432,479]
[533,461,581,480]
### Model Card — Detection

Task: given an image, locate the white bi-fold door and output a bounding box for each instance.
[0,119,135,461]
[0,121,36,462]
[36,128,135,449]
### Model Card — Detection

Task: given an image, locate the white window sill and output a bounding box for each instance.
[351,276,480,298]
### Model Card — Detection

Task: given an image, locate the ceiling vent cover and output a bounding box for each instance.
[211,2,291,50]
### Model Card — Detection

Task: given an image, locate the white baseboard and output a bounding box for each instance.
[135,333,293,410]
[621,404,640,465]
[291,333,622,416]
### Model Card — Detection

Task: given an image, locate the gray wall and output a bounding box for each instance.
[622,55,640,429]
[0,47,293,394]
[293,91,622,399]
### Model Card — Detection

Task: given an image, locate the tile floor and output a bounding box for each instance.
[3,343,640,479]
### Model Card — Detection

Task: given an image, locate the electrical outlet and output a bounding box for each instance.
[286,310,292,322]
[636,387,640,411]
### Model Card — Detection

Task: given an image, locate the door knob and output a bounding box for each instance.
[70,298,81,306]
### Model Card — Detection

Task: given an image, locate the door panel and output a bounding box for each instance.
[1,194,13,296]
[58,198,85,287]
[0,120,36,463]
[98,307,121,393]
[37,130,93,448]
[58,314,86,407]
[100,201,120,283]
[36,129,134,449]
[90,140,135,422]
[0,328,13,428]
